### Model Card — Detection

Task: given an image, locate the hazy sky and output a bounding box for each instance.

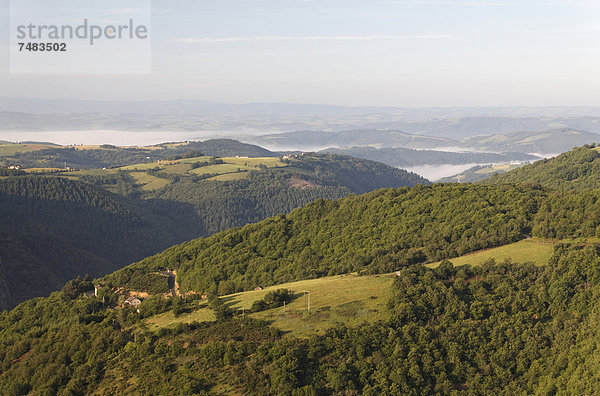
[1,0,600,107]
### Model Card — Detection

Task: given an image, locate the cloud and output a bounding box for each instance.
[396,0,599,5]
[174,34,454,43]
[514,25,600,35]
[108,8,148,14]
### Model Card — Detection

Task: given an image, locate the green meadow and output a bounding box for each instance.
[142,238,561,337]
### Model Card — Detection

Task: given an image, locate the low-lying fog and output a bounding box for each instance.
[0,130,242,146]
[404,163,483,182]
[406,153,557,181]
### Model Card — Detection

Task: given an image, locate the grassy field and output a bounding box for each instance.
[54,156,288,192]
[233,274,393,338]
[207,172,250,181]
[144,305,215,331]
[69,169,118,176]
[23,168,66,173]
[0,143,56,156]
[223,157,286,168]
[144,273,394,337]
[141,238,567,337]
[128,172,171,191]
[474,163,525,175]
[188,158,286,177]
[119,163,166,171]
[427,238,556,268]
[119,156,286,179]
[188,163,245,175]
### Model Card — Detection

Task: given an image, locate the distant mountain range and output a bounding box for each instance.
[3,98,600,184]
[246,127,599,155]
[461,128,599,154]
[245,129,454,151]
[2,98,600,141]
[3,98,600,117]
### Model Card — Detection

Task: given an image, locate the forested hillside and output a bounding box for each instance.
[0,154,426,308]
[112,179,600,297]
[9,143,600,393]
[0,176,185,309]
[117,184,542,295]
[485,144,600,190]
[149,154,428,235]
[3,242,600,393]
[439,163,526,183]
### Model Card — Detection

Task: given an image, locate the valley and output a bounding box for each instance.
[0,141,426,309]
[4,131,600,394]
[4,0,600,392]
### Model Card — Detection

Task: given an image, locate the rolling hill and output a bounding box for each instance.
[64,152,428,237]
[3,179,600,393]
[107,183,542,296]
[245,129,456,151]
[144,237,556,337]
[321,146,537,167]
[0,151,427,308]
[0,139,277,169]
[462,128,599,154]
[438,163,527,183]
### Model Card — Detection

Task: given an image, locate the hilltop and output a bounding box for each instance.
[0,139,277,169]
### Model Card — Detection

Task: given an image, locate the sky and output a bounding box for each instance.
[1,0,600,107]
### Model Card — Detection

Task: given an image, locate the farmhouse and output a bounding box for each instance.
[124,296,142,307]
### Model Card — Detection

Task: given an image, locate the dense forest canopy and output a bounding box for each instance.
[0,176,186,309]
[149,154,428,236]
[115,183,543,295]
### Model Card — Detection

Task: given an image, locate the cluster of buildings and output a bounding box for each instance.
[85,284,143,309]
